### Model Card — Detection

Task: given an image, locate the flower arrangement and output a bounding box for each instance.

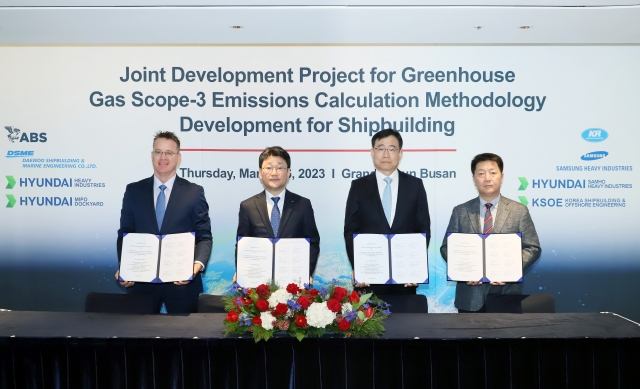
[222,280,391,342]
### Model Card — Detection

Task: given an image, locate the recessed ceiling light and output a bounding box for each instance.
[230,26,244,29]
[519,26,532,29]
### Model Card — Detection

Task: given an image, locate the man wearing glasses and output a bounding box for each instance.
[344,129,431,296]
[234,146,320,285]
[115,131,212,313]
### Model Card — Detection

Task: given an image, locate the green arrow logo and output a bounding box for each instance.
[6,194,16,208]
[518,196,529,206]
[518,177,528,191]
[6,176,16,189]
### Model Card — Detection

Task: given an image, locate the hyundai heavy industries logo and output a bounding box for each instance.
[581,151,608,161]
[5,126,47,143]
[581,128,608,143]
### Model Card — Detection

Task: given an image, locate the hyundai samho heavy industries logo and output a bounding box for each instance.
[5,126,47,143]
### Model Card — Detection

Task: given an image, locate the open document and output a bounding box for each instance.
[353,233,429,285]
[446,233,523,282]
[119,232,195,283]
[236,237,310,288]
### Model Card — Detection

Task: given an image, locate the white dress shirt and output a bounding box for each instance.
[375,169,399,226]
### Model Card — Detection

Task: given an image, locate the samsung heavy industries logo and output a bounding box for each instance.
[581,151,608,161]
[5,126,47,143]
[581,128,608,143]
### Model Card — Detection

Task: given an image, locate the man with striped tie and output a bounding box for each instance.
[440,153,541,313]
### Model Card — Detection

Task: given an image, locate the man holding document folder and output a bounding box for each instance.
[115,131,212,314]
[440,153,541,313]
[344,129,431,296]
[234,146,320,287]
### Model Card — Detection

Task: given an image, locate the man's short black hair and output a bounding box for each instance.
[259,146,291,168]
[153,131,180,151]
[471,153,504,174]
[371,129,403,150]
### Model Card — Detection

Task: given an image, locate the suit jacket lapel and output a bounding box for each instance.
[465,198,481,234]
[146,176,160,233]
[278,190,295,235]
[162,176,183,232]
[390,172,407,229]
[253,191,274,237]
[493,195,511,233]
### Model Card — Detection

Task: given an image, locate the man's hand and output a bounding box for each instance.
[489,281,506,286]
[352,271,370,288]
[404,283,418,287]
[115,270,135,288]
[174,263,202,285]
[467,280,482,286]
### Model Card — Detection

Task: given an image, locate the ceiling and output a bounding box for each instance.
[0,1,638,44]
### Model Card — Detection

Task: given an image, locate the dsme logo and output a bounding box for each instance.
[5,126,47,143]
[6,150,34,158]
[581,151,608,161]
[581,128,608,143]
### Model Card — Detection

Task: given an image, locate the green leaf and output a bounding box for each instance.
[357,311,365,320]
[352,292,372,310]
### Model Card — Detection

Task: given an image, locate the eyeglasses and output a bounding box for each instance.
[261,166,288,173]
[153,150,179,157]
[373,146,399,153]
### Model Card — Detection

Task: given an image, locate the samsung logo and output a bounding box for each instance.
[6,150,34,158]
[581,128,608,143]
[581,151,608,161]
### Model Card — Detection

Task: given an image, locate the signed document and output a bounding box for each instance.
[120,232,195,283]
[354,233,429,285]
[446,233,523,282]
[237,237,310,288]
[236,237,274,288]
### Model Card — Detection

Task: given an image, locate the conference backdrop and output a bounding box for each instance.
[1,46,638,318]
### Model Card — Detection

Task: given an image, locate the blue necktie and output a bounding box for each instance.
[382,177,392,225]
[156,184,167,230]
[271,197,280,237]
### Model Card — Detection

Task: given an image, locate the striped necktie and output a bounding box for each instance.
[483,203,493,234]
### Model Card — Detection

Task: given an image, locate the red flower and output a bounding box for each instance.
[307,289,319,297]
[297,295,311,309]
[286,283,301,294]
[256,284,270,297]
[327,298,341,313]
[242,297,253,306]
[252,315,262,326]
[338,319,350,331]
[365,306,374,318]
[226,310,239,322]
[332,287,348,302]
[256,299,269,312]
[274,303,288,316]
[348,291,360,304]
[295,315,307,327]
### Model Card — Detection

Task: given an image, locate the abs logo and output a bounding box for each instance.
[5,126,47,143]
[581,128,608,143]
[581,151,608,161]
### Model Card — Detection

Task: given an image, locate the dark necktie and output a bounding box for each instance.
[271,197,280,237]
[483,203,493,234]
[155,184,167,230]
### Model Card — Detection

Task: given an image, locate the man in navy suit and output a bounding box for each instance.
[234,146,320,285]
[344,129,431,295]
[115,131,212,314]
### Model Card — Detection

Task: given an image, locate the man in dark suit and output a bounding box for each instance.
[115,131,212,314]
[344,129,431,295]
[440,153,541,312]
[234,146,320,284]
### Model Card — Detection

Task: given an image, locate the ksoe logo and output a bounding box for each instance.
[5,126,47,143]
[581,151,608,161]
[581,128,608,143]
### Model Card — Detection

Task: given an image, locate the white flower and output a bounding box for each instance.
[268,288,293,308]
[260,312,276,330]
[306,302,337,328]
[342,302,353,313]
